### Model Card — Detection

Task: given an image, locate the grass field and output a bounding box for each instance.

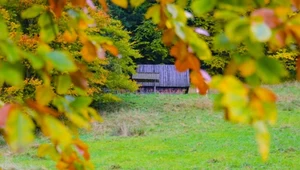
[1,82,300,169]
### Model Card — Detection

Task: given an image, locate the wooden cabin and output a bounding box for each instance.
[132,65,190,94]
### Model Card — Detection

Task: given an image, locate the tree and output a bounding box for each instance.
[0,0,300,169]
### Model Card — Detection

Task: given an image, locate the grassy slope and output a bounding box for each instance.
[1,82,300,169]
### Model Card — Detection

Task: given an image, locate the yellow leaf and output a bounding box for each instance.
[239,60,256,77]
[111,0,128,8]
[5,109,35,151]
[145,4,161,24]
[130,0,145,7]
[36,85,55,106]
[42,115,72,148]
[38,144,60,161]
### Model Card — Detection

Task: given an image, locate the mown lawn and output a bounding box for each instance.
[1,82,300,169]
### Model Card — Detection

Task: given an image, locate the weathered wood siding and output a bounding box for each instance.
[136,65,190,87]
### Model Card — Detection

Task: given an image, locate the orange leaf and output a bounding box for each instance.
[292,0,300,9]
[162,29,175,46]
[239,60,256,77]
[190,70,208,95]
[251,8,281,29]
[102,44,119,56]
[71,0,86,7]
[286,25,300,46]
[99,0,108,11]
[26,100,61,117]
[297,56,300,80]
[254,87,277,102]
[74,139,90,160]
[81,41,97,62]
[48,0,67,17]
[63,30,77,43]
[170,41,188,61]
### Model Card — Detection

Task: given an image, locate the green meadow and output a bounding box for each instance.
[1,82,300,169]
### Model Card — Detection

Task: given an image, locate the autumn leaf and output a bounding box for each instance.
[81,41,98,62]
[71,0,86,7]
[70,71,89,90]
[74,139,90,160]
[48,0,67,17]
[102,44,119,56]
[291,0,300,9]
[190,70,208,95]
[36,85,55,106]
[99,0,108,11]
[251,8,282,29]
[26,100,61,117]
[111,0,128,8]
[0,104,16,128]
[5,109,35,151]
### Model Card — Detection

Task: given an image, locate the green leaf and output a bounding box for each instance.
[5,109,35,151]
[213,33,236,51]
[256,57,288,83]
[251,22,272,42]
[0,0,7,5]
[57,75,72,94]
[38,12,58,42]
[0,62,23,86]
[0,18,8,40]
[191,0,216,16]
[225,18,250,43]
[46,51,77,72]
[21,5,44,19]
[0,41,20,63]
[22,51,44,69]
[70,97,92,110]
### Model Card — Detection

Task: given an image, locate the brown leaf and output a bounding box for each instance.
[297,56,300,80]
[70,71,89,90]
[251,8,282,29]
[71,0,86,7]
[162,29,175,46]
[48,0,67,17]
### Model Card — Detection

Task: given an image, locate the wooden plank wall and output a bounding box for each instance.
[136,65,190,87]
